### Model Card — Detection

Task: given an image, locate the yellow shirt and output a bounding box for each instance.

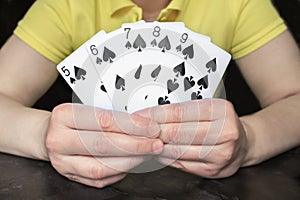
[14,0,286,64]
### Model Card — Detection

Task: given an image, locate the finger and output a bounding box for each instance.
[51,130,164,156]
[160,121,214,145]
[66,173,127,188]
[159,120,227,145]
[134,99,228,124]
[52,103,161,138]
[157,157,222,178]
[160,142,234,163]
[57,155,146,179]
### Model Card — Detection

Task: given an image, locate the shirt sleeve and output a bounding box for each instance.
[231,0,287,59]
[14,0,72,64]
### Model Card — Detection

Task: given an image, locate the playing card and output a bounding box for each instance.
[83,21,231,113]
[184,35,231,97]
[101,49,213,113]
[84,30,110,70]
[55,20,231,114]
[57,43,112,109]
[85,21,188,79]
[88,23,198,75]
[106,53,183,113]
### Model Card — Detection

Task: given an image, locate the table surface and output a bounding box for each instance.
[0,147,299,200]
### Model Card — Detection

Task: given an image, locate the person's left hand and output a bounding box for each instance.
[134,98,249,178]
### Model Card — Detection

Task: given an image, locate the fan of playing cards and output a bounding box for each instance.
[57,21,231,113]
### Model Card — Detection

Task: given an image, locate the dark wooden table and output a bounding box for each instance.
[0,147,299,200]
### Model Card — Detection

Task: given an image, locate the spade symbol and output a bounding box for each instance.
[133,34,146,52]
[176,45,182,52]
[103,47,116,63]
[100,83,107,93]
[197,75,208,90]
[191,91,203,100]
[151,65,161,81]
[125,41,132,49]
[173,62,185,77]
[158,36,171,52]
[96,57,102,65]
[135,65,143,79]
[206,58,217,73]
[167,79,179,94]
[184,76,196,91]
[145,95,148,100]
[158,96,171,105]
[70,77,76,84]
[115,75,125,91]
[182,45,194,60]
[151,39,157,47]
[74,66,86,80]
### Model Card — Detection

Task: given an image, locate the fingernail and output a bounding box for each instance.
[147,122,161,138]
[152,140,163,153]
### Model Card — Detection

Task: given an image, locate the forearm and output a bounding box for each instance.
[240,92,300,166]
[0,93,51,160]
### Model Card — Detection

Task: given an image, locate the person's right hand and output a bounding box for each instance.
[45,103,163,188]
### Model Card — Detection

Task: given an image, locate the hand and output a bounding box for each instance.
[134,99,248,178]
[46,103,163,188]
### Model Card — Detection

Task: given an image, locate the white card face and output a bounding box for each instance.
[85,22,230,112]
[58,21,231,113]
[108,61,188,113]
[85,22,188,79]
[56,44,113,109]
[102,50,222,113]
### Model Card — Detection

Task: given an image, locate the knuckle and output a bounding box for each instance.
[224,128,239,142]
[127,157,143,169]
[170,145,183,158]
[206,168,220,177]
[89,165,105,179]
[135,140,148,154]
[49,156,66,174]
[45,126,68,155]
[97,110,114,131]
[45,134,61,154]
[171,103,183,122]
[67,174,79,182]
[93,135,110,155]
[199,99,213,119]
[204,164,221,177]
[49,155,60,168]
[220,148,234,163]
[135,142,143,154]
[224,99,234,110]
[231,130,240,142]
[221,121,240,142]
[224,101,236,118]
[130,113,148,127]
[52,103,72,121]
[94,180,106,188]
[166,125,180,144]
[218,145,235,163]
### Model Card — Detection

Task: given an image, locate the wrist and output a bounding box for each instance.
[36,109,51,161]
[21,107,51,161]
[239,115,259,167]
